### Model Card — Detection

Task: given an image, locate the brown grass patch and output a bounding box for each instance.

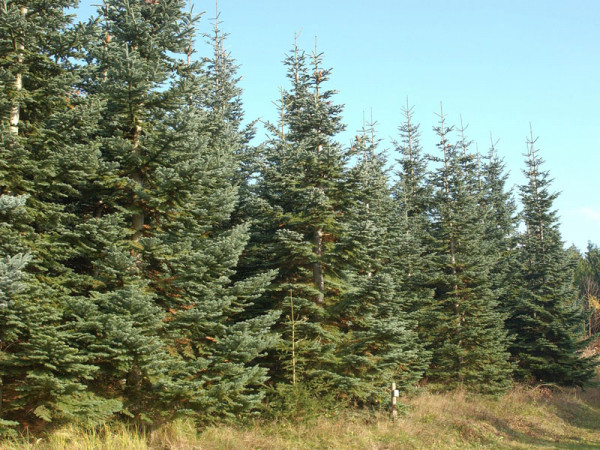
[3,385,600,449]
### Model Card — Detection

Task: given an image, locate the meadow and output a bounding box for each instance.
[3,382,600,449]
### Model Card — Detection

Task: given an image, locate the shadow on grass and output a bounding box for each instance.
[554,401,600,432]
[480,414,599,449]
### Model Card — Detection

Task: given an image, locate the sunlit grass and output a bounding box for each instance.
[3,382,600,449]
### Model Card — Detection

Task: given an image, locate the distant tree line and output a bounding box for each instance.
[0,0,597,434]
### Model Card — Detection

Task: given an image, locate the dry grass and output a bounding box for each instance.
[3,383,600,449]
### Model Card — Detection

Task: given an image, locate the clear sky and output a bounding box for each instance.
[75,0,600,251]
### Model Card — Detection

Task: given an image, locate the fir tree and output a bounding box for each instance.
[76,1,277,421]
[426,106,512,393]
[479,136,519,334]
[508,127,598,385]
[0,0,116,427]
[245,38,350,391]
[202,6,256,190]
[335,120,428,403]
[160,9,278,420]
[0,194,30,434]
[391,101,436,347]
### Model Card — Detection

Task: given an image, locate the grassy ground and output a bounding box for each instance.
[2,384,600,449]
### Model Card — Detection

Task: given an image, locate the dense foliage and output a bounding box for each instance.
[0,0,596,434]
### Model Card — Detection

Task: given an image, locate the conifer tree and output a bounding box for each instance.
[426,107,512,393]
[0,194,30,434]
[391,101,436,346]
[162,8,278,420]
[0,0,117,427]
[67,0,196,421]
[75,0,277,421]
[335,120,428,402]
[203,6,256,190]
[508,128,598,385]
[245,39,350,390]
[480,136,519,325]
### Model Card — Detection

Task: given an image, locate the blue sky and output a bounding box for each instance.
[76,1,600,251]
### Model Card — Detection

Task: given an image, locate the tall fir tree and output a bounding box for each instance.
[480,136,519,335]
[0,0,119,428]
[243,38,350,392]
[70,0,277,422]
[69,0,198,421]
[202,6,256,191]
[334,120,428,403]
[391,101,437,348]
[426,106,512,393]
[162,7,278,421]
[508,127,598,385]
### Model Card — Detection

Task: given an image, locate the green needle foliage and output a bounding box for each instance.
[0,0,112,430]
[0,1,596,434]
[508,129,598,385]
[78,0,278,423]
[425,108,512,393]
[335,122,429,404]
[480,137,519,324]
[391,102,437,349]
[243,39,351,396]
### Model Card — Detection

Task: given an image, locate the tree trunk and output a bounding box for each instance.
[9,6,27,135]
[131,123,144,240]
[313,228,324,303]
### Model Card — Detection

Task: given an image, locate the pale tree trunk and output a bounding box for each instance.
[9,6,27,135]
[289,289,297,385]
[313,228,324,303]
[444,150,460,324]
[131,123,144,240]
[313,152,324,301]
[311,44,326,304]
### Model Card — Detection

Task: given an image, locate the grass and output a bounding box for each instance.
[2,384,600,449]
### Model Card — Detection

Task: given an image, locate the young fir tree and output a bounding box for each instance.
[74,0,277,422]
[391,101,437,347]
[480,136,519,327]
[508,128,598,385]
[203,7,257,191]
[0,0,119,428]
[245,39,350,391]
[162,8,278,421]
[335,120,428,403]
[426,106,512,393]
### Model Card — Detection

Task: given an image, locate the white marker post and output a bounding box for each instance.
[391,382,399,421]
